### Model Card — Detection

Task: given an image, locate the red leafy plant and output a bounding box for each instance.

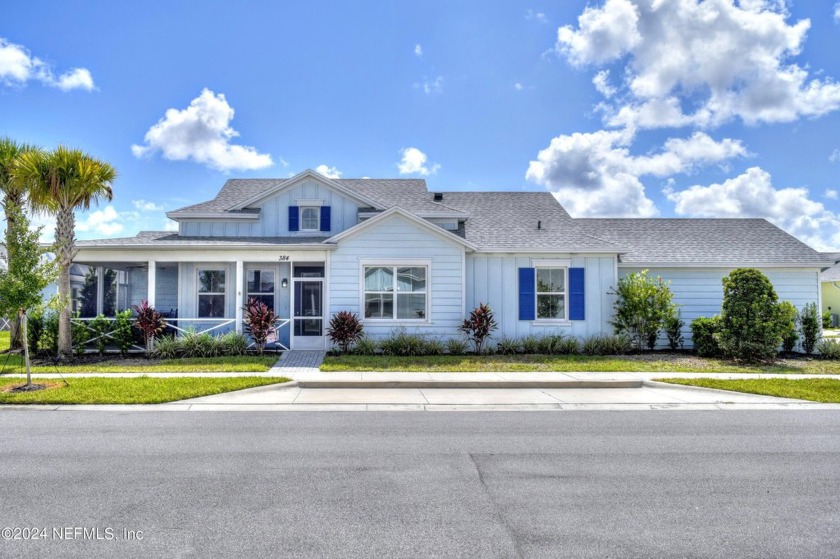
[459,303,498,354]
[327,311,364,353]
[243,297,276,354]
[132,300,166,355]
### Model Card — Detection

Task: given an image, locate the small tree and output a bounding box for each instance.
[690,316,722,357]
[799,302,821,356]
[132,300,166,355]
[610,270,676,351]
[243,297,276,354]
[459,303,498,354]
[327,311,364,353]
[719,268,782,361]
[0,202,58,388]
[777,301,799,354]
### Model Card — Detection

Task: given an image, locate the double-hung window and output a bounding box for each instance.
[197,269,226,318]
[247,269,275,310]
[536,267,566,320]
[300,207,320,231]
[363,265,427,320]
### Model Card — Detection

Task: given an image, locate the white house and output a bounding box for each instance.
[72,169,836,350]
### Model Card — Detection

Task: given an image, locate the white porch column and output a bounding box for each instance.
[235,260,244,334]
[147,261,156,308]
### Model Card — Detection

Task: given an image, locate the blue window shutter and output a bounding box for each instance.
[320,206,331,232]
[518,267,536,321]
[288,206,299,232]
[569,267,585,321]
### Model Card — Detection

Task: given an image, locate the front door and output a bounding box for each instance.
[291,264,325,350]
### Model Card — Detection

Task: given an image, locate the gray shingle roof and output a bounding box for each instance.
[577,218,832,265]
[821,261,840,281]
[76,231,328,247]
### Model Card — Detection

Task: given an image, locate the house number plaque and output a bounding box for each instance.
[278,255,290,261]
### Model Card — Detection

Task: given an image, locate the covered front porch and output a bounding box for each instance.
[70,247,332,351]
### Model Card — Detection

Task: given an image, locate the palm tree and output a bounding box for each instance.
[0,138,39,348]
[13,146,116,356]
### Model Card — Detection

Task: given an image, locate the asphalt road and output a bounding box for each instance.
[1,411,839,558]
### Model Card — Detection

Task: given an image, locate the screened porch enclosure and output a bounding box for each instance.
[71,263,178,319]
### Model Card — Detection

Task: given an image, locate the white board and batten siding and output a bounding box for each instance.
[179,179,361,237]
[466,254,617,340]
[329,214,465,339]
[621,267,821,347]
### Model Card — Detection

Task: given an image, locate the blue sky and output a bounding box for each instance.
[2,1,840,249]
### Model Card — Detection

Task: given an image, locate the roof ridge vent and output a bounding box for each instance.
[433,192,443,202]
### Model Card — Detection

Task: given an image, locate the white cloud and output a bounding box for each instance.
[397,147,440,176]
[592,70,616,98]
[830,149,840,163]
[825,189,838,200]
[526,9,549,24]
[514,82,524,91]
[665,167,840,250]
[75,206,124,236]
[556,0,840,128]
[414,44,423,58]
[835,2,840,22]
[525,129,746,217]
[132,199,165,212]
[314,164,342,179]
[162,219,179,232]
[414,76,443,95]
[0,37,95,91]
[131,88,273,172]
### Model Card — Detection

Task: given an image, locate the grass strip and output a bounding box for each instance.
[0,376,289,405]
[656,377,840,403]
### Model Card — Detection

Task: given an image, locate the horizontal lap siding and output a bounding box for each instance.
[179,180,360,237]
[329,215,465,339]
[466,254,616,340]
[621,267,821,348]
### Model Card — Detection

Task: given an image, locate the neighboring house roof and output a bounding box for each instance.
[577,218,833,265]
[821,262,840,281]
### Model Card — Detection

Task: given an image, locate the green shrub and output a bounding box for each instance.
[459,303,498,355]
[800,302,821,356]
[41,312,59,355]
[353,337,379,355]
[379,328,428,356]
[520,335,541,354]
[777,301,799,353]
[556,336,581,355]
[664,310,684,350]
[111,310,135,357]
[816,338,840,359]
[89,314,111,355]
[537,334,567,355]
[326,311,364,354]
[581,334,631,356]
[180,331,218,358]
[70,312,89,357]
[445,337,468,355]
[610,270,678,351]
[690,316,722,357]
[217,331,248,356]
[823,311,833,329]
[26,309,44,355]
[152,335,181,359]
[496,337,521,355]
[719,268,782,361]
[423,338,445,356]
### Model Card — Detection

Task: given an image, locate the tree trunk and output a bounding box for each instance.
[56,207,76,357]
[8,318,21,350]
[21,311,31,386]
[4,193,23,350]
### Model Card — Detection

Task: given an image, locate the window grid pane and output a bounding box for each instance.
[301,207,319,230]
[363,266,426,320]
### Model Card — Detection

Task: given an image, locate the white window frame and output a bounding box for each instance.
[196,268,227,318]
[532,259,570,323]
[300,206,320,231]
[359,259,431,323]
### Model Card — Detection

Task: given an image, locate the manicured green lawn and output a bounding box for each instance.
[657,377,840,403]
[0,331,278,373]
[0,376,290,405]
[321,353,840,374]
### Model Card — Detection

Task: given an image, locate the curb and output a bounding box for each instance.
[296,379,643,389]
